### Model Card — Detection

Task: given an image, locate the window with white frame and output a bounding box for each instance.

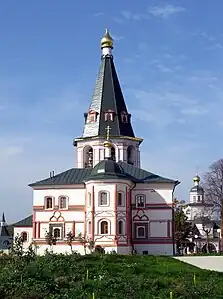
[118,192,124,206]
[137,226,145,238]
[136,194,146,208]
[21,232,28,242]
[59,196,67,209]
[49,224,63,240]
[99,192,108,206]
[45,197,53,209]
[100,220,109,234]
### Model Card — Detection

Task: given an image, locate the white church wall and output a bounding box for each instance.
[14,227,33,249]
[33,188,85,207]
[150,221,168,238]
[132,183,174,205]
[147,209,172,220]
[134,244,173,255]
[34,211,84,222]
[75,222,84,236]
[76,138,141,168]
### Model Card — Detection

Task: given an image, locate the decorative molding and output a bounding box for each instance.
[133,210,149,221]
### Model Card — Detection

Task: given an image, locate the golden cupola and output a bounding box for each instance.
[193,174,200,183]
[101,28,114,49]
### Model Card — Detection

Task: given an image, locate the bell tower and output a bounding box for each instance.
[189,174,204,204]
[73,29,143,168]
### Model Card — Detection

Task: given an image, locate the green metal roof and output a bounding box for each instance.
[29,161,178,187]
[13,215,33,227]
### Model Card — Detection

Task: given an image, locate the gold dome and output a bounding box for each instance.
[101,28,113,49]
[193,174,200,182]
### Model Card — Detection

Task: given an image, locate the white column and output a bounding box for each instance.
[93,146,100,166]
[76,147,83,168]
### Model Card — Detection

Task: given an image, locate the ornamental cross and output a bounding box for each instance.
[105,125,111,140]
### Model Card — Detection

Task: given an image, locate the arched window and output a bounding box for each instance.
[111,147,116,161]
[137,226,145,238]
[99,192,108,206]
[118,220,124,235]
[121,111,128,123]
[21,232,28,242]
[100,221,108,234]
[84,146,93,168]
[53,228,61,238]
[88,193,92,206]
[45,197,53,209]
[88,110,97,123]
[59,196,67,209]
[136,194,146,208]
[118,192,124,206]
[127,145,135,165]
[105,110,114,122]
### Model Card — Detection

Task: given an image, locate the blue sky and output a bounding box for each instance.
[1,1,223,222]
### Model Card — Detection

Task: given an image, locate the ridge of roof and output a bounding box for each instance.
[29,161,178,187]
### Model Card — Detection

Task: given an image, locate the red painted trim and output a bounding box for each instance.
[37,221,84,224]
[127,188,131,246]
[133,241,173,244]
[114,185,117,245]
[92,185,95,240]
[14,225,32,228]
[33,222,36,239]
[167,221,172,237]
[38,222,40,238]
[146,203,173,206]
[125,186,128,244]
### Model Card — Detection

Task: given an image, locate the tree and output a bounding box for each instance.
[75,233,95,254]
[9,235,24,257]
[45,231,57,253]
[203,159,223,249]
[174,199,194,255]
[76,233,88,254]
[66,231,76,253]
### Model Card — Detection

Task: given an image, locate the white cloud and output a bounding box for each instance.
[148,4,186,19]
[112,35,124,42]
[119,10,149,21]
[0,145,23,159]
[93,12,105,17]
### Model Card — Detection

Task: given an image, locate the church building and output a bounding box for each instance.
[184,175,221,253]
[14,29,179,255]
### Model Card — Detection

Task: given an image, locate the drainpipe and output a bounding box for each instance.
[129,182,136,253]
[172,180,180,256]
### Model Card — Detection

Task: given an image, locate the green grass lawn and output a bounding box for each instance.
[0,253,223,299]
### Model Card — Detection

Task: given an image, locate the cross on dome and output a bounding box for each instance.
[105,125,111,141]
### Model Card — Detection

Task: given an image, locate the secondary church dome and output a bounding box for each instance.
[84,159,128,181]
[92,159,123,175]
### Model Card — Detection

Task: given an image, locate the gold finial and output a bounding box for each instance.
[105,125,111,140]
[193,174,200,183]
[101,28,113,49]
[104,125,112,147]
